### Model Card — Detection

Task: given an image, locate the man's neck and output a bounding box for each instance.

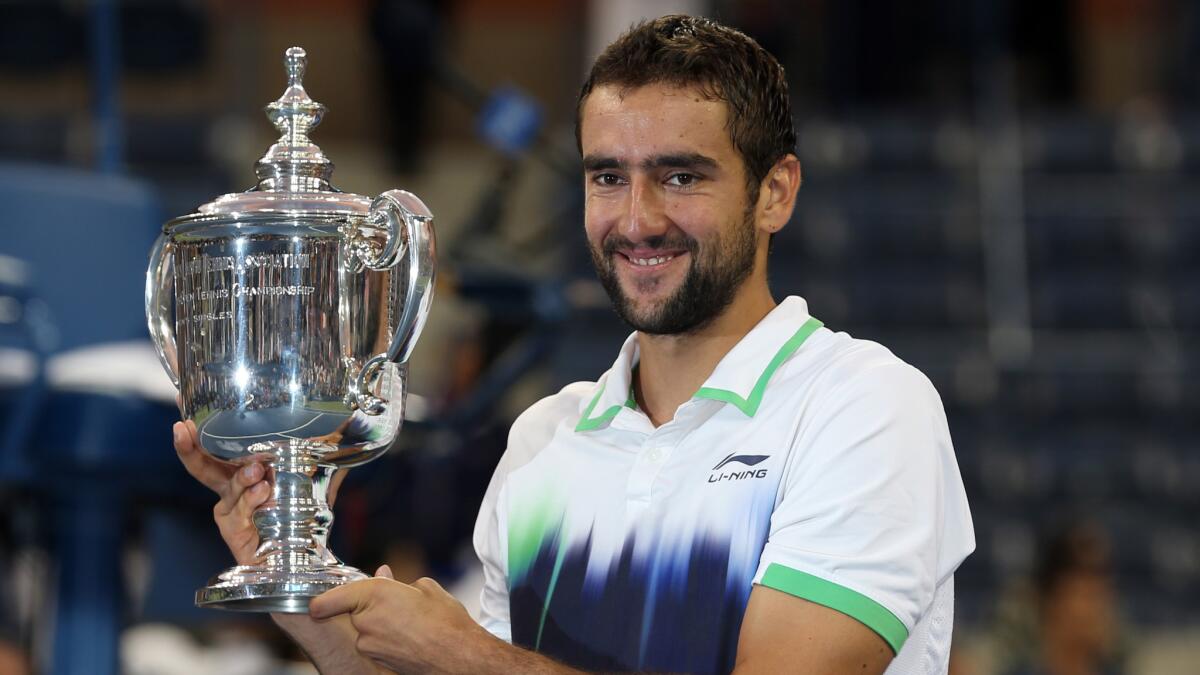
[633,284,776,427]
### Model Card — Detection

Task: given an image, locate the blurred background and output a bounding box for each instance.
[0,0,1197,673]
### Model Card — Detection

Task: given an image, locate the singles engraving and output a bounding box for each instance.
[190,310,234,323]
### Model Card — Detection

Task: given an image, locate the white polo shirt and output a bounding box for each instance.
[472,296,974,675]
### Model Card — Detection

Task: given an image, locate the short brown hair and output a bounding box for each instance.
[576,15,796,200]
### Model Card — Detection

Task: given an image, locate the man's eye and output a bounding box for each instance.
[593,173,624,186]
[666,173,698,187]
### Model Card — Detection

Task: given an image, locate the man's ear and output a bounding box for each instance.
[756,154,802,235]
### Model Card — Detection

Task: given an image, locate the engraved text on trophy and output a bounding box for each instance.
[173,238,345,422]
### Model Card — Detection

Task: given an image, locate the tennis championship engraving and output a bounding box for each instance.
[175,251,319,326]
[145,47,436,612]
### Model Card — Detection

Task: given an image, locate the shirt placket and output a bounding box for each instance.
[625,426,682,520]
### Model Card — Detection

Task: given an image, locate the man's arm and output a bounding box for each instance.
[733,585,892,675]
[307,572,893,675]
[274,612,386,675]
[308,573,582,675]
[729,359,972,675]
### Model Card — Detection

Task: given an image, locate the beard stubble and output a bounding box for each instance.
[588,207,758,335]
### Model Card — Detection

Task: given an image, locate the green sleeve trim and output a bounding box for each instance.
[574,381,637,432]
[694,317,823,417]
[759,563,908,654]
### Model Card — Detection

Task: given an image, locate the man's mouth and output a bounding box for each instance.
[628,253,675,266]
[615,250,687,269]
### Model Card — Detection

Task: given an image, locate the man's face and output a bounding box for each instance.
[579,83,763,335]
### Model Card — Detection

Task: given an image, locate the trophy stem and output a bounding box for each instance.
[252,448,338,568]
[195,443,369,613]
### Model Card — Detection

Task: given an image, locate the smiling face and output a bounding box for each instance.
[580,83,768,335]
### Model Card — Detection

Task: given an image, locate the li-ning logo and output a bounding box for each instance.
[708,453,770,483]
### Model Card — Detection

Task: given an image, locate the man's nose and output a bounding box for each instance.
[620,176,669,240]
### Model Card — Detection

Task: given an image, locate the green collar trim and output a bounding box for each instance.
[574,378,638,432]
[573,316,822,431]
[693,316,823,417]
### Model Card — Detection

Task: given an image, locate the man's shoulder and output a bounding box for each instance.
[512,380,594,431]
[783,327,938,404]
[484,382,596,493]
[504,380,595,460]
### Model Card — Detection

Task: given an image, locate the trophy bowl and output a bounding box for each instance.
[145,47,435,612]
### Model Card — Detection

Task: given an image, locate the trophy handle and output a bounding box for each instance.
[146,233,180,388]
[349,190,436,415]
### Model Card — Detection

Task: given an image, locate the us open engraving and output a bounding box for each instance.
[184,253,313,274]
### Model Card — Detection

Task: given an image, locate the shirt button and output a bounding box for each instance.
[646,448,663,462]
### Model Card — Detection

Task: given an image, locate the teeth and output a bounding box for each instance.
[632,255,673,266]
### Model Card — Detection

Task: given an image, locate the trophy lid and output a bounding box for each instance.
[173,46,372,224]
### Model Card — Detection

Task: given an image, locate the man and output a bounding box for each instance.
[175,14,973,675]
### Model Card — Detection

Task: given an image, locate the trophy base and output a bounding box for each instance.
[196,563,369,613]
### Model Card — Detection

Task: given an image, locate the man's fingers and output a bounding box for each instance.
[309,581,371,620]
[412,576,453,599]
[214,462,267,518]
[171,421,191,453]
[173,422,233,494]
[412,576,440,592]
[374,564,394,579]
[232,476,271,521]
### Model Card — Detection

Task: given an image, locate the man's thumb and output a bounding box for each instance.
[374,564,394,580]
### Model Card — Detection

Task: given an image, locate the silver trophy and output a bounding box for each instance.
[145,47,435,612]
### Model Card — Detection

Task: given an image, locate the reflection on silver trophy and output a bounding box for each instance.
[145,47,436,612]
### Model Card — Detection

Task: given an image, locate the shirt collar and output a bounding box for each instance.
[575,297,823,432]
[691,296,823,417]
[574,332,640,432]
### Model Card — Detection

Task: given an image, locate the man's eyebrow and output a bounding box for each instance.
[582,153,720,172]
[642,153,719,171]
[582,155,624,172]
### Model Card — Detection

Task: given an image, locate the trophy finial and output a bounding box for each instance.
[285,46,306,87]
[255,46,334,191]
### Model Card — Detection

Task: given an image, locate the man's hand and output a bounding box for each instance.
[309,565,495,674]
[172,419,377,674]
[172,420,347,565]
[172,420,269,564]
